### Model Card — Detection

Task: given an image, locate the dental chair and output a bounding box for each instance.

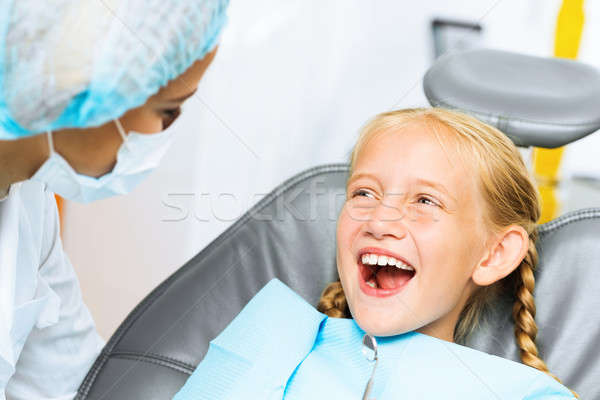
[76,49,600,399]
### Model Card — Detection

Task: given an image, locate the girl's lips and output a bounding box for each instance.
[356,258,413,298]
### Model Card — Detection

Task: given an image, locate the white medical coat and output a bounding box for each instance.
[0,181,104,399]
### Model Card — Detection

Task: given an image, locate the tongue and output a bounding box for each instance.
[375,265,413,289]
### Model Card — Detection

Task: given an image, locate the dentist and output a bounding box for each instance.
[0,0,229,398]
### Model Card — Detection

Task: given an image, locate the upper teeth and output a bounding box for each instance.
[361,253,415,271]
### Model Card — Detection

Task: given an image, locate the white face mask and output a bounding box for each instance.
[31,119,175,203]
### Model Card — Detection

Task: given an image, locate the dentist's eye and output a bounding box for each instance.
[161,107,182,130]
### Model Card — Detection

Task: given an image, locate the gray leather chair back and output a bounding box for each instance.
[76,164,347,399]
[77,164,599,399]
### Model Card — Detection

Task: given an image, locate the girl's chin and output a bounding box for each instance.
[351,308,409,337]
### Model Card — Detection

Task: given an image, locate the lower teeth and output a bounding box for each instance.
[366,280,378,288]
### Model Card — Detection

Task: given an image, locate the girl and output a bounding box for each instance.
[174,108,578,399]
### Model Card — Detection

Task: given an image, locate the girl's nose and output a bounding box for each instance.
[364,197,408,240]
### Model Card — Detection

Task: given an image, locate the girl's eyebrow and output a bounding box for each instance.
[415,178,457,202]
[347,172,380,188]
[347,173,457,203]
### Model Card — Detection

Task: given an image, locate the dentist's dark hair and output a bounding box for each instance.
[316,107,579,398]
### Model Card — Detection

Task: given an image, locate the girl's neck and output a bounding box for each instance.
[416,323,455,343]
[414,301,466,343]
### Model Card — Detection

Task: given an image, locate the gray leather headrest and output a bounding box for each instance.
[423,49,600,148]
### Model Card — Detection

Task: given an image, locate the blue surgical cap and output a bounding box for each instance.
[0,0,229,139]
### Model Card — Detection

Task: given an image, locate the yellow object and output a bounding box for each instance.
[554,0,585,59]
[533,0,584,223]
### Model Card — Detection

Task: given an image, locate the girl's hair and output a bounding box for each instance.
[317,107,578,397]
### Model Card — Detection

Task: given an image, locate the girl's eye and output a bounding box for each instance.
[417,196,439,207]
[351,189,375,199]
[161,107,182,130]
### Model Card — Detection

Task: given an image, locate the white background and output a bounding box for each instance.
[63,0,600,340]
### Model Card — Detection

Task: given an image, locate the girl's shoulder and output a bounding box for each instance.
[175,279,576,399]
[211,278,325,353]
[389,332,575,399]
[174,279,327,400]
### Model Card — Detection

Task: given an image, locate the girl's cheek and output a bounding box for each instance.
[344,198,375,223]
[339,205,361,235]
[337,211,353,250]
[412,216,452,238]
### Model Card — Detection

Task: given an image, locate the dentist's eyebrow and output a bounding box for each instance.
[165,88,197,103]
[414,178,457,202]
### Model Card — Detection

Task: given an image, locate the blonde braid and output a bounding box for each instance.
[316,280,350,318]
[512,236,580,398]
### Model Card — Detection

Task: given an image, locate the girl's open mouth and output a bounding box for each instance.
[357,251,415,297]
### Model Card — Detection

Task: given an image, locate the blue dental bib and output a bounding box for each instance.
[174,279,574,399]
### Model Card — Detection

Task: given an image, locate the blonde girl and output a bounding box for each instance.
[318,107,579,398]
[175,107,578,399]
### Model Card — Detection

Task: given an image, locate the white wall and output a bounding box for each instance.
[63,0,600,340]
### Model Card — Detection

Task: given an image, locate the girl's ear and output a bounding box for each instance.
[472,225,529,286]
